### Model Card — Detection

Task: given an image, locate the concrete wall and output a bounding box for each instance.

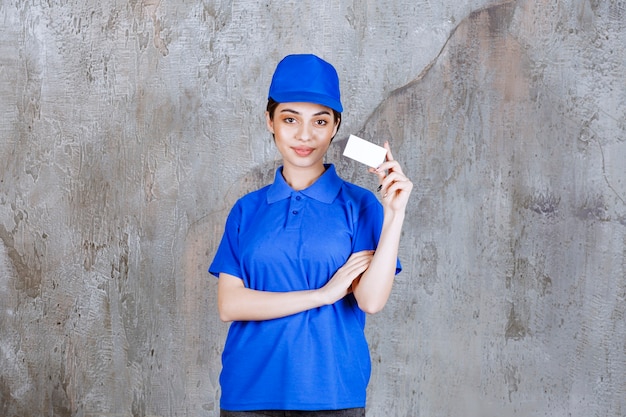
[1,0,625,416]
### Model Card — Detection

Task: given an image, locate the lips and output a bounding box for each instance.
[293,146,314,157]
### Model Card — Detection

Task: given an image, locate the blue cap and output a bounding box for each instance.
[268,54,343,113]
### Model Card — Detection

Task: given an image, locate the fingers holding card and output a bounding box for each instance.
[343,135,413,211]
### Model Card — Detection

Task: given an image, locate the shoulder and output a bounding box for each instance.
[226,185,272,220]
[338,180,379,206]
[336,178,384,233]
[335,179,382,222]
[235,185,271,206]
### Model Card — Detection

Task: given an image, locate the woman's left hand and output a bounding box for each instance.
[369,141,413,213]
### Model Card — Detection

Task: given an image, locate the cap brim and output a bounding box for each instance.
[269,92,343,113]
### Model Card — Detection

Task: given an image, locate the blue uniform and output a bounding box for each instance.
[209,164,401,411]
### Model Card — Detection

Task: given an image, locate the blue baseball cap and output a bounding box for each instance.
[268,54,343,113]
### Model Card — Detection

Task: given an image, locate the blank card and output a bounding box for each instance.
[343,134,387,168]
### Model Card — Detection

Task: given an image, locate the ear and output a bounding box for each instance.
[332,118,340,137]
[265,111,274,134]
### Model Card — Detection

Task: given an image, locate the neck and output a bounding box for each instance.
[282,164,326,190]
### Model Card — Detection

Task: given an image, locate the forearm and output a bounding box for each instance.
[218,273,327,322]
[352,210,406,314]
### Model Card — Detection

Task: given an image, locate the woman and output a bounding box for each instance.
[209,54,413,417]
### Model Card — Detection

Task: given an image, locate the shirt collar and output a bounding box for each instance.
[267,164,343,204]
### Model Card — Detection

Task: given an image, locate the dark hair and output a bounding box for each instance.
[266,98,342,137]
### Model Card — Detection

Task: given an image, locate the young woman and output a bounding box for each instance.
[209,54,413,417]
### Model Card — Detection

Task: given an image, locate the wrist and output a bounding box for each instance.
[313,287,332,307]
[383,209,406,224]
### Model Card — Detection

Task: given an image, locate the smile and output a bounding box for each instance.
[293,147,314,156]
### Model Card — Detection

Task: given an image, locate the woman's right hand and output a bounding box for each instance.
[319,250,374,305]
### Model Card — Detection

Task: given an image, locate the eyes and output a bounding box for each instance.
[281,116,330,126]
[273,104,336,132]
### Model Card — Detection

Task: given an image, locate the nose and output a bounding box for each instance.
[297,123,313,141]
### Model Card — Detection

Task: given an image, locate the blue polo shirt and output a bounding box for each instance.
[209,164,401,411]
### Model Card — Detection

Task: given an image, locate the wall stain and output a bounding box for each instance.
[505,303,528,341]
[521,191,561,218]
[82,240,107,271]
[0,374,32,416]
[508,256,553,297]
[142,0,169,56]
[0,212,44,299]
[419,242,440,295]
[481,0,517,36]
[504,364,520,401]
[576,194,610,222]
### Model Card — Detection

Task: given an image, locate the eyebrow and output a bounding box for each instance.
[279,108,332,117]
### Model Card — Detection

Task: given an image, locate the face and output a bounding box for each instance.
[266,102,339,173]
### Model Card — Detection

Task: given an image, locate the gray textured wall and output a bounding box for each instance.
[1,0,625,416]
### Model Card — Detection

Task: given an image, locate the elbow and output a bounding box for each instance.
[218,312,233,323]
[353,285,390,315]
[357,299,386,315]
[217,302,235,323]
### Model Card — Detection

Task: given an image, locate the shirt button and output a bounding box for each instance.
[292,210,298,215]
[295,196,301,201]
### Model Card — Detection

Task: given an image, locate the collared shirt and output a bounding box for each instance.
[209,164,401,411]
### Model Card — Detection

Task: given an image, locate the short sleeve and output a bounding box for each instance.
[209,203,244,279]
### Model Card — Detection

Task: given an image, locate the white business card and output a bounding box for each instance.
[343,134,387,168]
